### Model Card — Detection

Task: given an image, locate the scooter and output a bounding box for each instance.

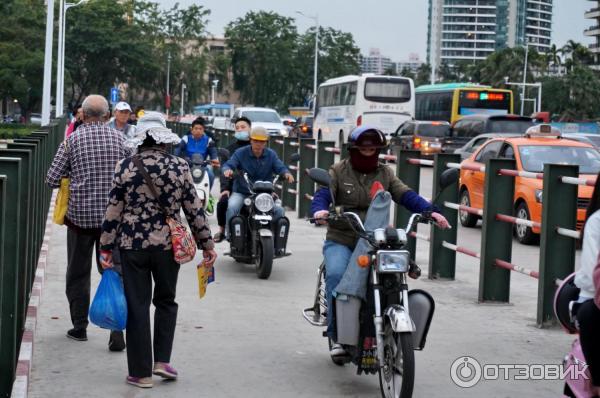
[554,273,595,398]
[189,153,214,215]
[302,167,458,398]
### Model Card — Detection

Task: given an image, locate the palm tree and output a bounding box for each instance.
[545,44,562,75]
[561,40,593,72]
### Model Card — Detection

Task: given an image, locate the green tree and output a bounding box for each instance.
[294,26,360,105]
[415,63,431,86]
[0,0,46,116]
[225,11,299,110]
[561,40,594,71]
[399,67,415,80]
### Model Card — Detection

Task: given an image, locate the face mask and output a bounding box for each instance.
[349,149,380,174]
[235,130,250,141]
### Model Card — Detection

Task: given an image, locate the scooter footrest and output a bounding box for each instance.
[302,307,327,326]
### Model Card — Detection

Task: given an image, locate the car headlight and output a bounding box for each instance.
[255,193,274,212]
[535,189,543,203]
[377,250,410,273]
[192,168,202,179]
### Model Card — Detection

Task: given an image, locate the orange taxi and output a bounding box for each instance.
[458,124,600,244]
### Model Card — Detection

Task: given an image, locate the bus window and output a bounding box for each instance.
[347,82,357,105]
[364,77,411,103]
[339,84,349,106]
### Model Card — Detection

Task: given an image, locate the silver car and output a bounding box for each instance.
[454,133,521,160]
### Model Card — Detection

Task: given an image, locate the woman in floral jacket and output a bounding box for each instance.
[99,112,217,389]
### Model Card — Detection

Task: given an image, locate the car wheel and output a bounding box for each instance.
[459,189,478,228]
[514,202,539,245]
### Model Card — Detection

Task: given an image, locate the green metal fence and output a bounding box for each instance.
[0,117,65,397]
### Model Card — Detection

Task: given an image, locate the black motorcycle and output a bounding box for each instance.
[303,167,458,398]
[220,149,293,279]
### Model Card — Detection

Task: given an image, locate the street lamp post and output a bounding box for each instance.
[166,52,171,114]
[296,11,319,109]
[211,80,219,105]
[180,83,186,116]
[42,0,55,126]
[56,0,89,118]
[520,42,529,116]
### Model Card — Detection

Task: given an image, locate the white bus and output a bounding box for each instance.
[313,74,415,146]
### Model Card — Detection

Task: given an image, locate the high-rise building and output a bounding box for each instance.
[585,0,600,63]
[395,53,424,74]
[360,48,393,74]
[428,0,553,67]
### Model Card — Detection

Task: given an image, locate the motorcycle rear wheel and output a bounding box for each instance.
[255,236,274,279]
[378,326,414,398]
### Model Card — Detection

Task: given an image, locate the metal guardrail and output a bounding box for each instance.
[205,126,583,328]
[0,117,66,396]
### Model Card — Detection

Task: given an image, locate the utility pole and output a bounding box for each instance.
[42,0,55,126]
[180,82,186,115]
[520,43,529,116]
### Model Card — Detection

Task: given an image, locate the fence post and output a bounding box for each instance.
[282,137,297,211]
[317,140,336,171]
[479,158,515,303]
[0,150,33,331]
[298,139,317,218]
[394,148,421,260]
[0,158,21,397]
[428,153,460,279]
[269,137,284,199]
[537,164,579,327]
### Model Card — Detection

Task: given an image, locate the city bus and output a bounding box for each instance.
[415,83,513,124]
[312,74,415,146]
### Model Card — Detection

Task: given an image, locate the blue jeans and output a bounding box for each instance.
[225,192,285,237]
[206,165,215,189]
[323,240,353,339]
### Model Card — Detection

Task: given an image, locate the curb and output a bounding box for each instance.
[11,190,56,398]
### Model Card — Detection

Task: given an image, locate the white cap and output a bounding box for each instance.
[114,101,132,112]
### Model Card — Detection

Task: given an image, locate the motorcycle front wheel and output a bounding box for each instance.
[378,325,414,398]
[255,235,274,279]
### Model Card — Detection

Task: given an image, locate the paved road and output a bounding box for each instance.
[30,168,575,397]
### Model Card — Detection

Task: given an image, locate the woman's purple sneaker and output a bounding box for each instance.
[153,362,178,380]
[126,376,153,388]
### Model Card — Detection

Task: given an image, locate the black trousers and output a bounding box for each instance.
[578,299,600,387]
[66,227,102,329]
[217,194,228,228]
[121,250,180,378]
[66,227,123,330]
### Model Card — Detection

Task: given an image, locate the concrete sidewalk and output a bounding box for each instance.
[28,207,575,398]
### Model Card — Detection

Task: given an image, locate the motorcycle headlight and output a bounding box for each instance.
[192,168,202,179]
[377,250,410,273]
[255,193,274,213]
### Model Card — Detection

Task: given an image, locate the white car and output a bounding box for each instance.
[228,107,288,137]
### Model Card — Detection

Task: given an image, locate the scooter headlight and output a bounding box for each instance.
[255,193,274,213]
[377,250,410,273]
[192,168,202,179]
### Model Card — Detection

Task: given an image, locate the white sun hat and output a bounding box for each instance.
[125,111,182,149]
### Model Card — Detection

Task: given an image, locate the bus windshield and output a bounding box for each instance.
[458,90,511,116]
[519,145,600,174]
[364,78,411,103]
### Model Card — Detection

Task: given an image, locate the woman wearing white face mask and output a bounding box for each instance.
[214,117,252,242]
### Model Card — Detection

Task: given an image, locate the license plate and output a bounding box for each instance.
[430,142,441,148]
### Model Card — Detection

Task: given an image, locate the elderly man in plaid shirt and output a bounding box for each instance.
[47,94,128,349]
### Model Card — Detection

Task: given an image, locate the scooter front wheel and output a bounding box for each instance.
[378,325,414,398]
[255,236,274,279]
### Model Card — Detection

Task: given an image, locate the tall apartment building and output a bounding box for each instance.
[585,0,600,63]
[428,0,553,67]
[360,48,393,74]
[395,53,424,74]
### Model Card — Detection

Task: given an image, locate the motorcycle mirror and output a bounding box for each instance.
[289,153,301,163]
[307,168,331,187]
[438,168,459,190]
[218,148,231,161]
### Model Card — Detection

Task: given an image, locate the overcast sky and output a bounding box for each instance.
[161,0,590,62]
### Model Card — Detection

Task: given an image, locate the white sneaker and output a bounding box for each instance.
[330,343,347,357]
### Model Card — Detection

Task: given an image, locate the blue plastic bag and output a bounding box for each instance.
[89,269,127,330]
